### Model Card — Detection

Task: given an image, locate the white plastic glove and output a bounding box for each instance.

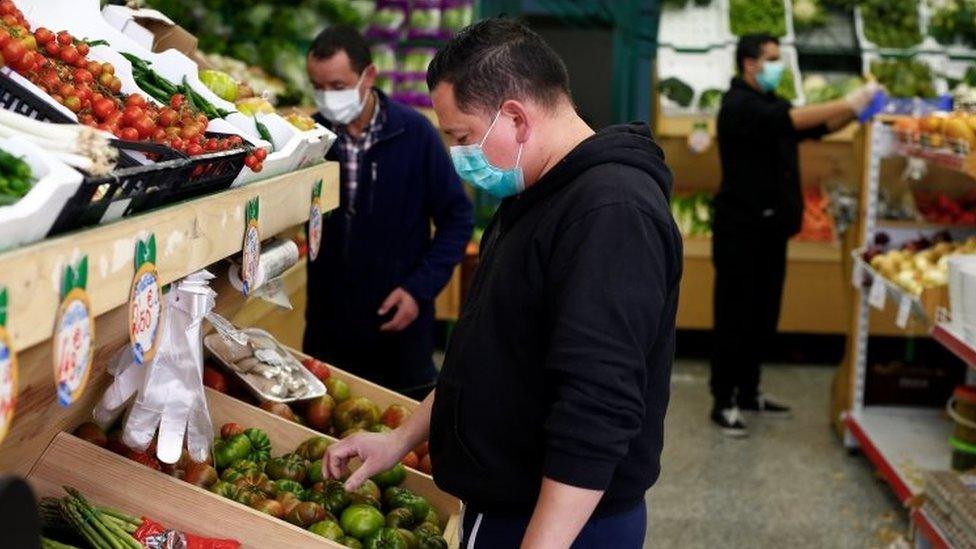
[121,271,217,464]
[92,346,143,430]
[846,81,881,116]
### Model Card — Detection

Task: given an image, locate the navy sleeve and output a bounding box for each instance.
[542,201,671,490]
[401,120,474,302]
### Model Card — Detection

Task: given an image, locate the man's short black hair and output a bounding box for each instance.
[309,25,372,73]
[735,34,779,73]
[427,18,571,114]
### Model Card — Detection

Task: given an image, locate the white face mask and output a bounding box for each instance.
[314,72,367,125]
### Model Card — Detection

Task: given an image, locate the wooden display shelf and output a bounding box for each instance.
[681,236,841,262]
[656,115,859,143]
[0,162,339,352]
[205,388,461,547]
[28,433,328,548]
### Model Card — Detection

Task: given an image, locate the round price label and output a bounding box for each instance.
[0,325,18,445]
[309,202,322,262]
[128,262,162,365]
[53,288,94,408]
[242,222,260,296]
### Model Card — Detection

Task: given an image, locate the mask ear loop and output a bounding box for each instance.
[479,110,503,147]
[514,142,523,169]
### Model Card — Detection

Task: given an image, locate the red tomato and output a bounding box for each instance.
[118,127,139,141]
[152,128,167,142]
[63,95,81,113]
[74,84,90,102]
[253,147,268,161]
[204,138,217,151]
[76,42,89,57]
[170,137,184,151]
[86,61,101,75]
[13,50,32,72]
[43,41,58,57]
[0,2,13,16]
[19,35,35,52]
[0,29,10,48]
[1,15,17,27]
[58,83,75,98]
[59,45,78,65]
[125,94,146,108]
[79,113,94,125]
[133,116,155,139]
[179,124,200,140]
[121,105,144,126]
[73,68,93,84]
[33,28,53,45]
[244,154,259,170]
[170,93,184,109]
[92,98,115,120]
[57,31,72,46]
[157,107,178,127]
[2,39,25,68]
[186,143,204,156]
[203,367,228,393]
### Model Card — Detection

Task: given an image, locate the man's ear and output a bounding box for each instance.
[362,63,378,90]
[500,99,531,144]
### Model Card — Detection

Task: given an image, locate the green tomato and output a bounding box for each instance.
[396,528,418,549]
[340,504,386,539]
[308,519,345,540]
[244,428,272,464]
[416,535,448,549]
[213,434,252,469]
[363,527,408,549]
[266,455,307,483]
[296,436,331,461]
[385,507,415,529]
[356,479,381,501]
[413,523,442,538]
[208,480,239,500]
[273,479,306,498]
[370,463,406,488]
[422,508,439,526]
[307,459,325,484]
[340,536,364,549]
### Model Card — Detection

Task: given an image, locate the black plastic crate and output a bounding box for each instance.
[166,134,247,204]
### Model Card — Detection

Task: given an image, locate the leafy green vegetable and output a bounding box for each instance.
[0,148,33,207]
[730,0,787,37]
[861,0,921,48]
[776,68,796,101]
[658,77,694,107]
[870,58,936,98]
[929,0,976,48]
[698,89,724,111]
[670,193,714,237]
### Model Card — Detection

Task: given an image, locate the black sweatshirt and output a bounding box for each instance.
[429,123,682,517]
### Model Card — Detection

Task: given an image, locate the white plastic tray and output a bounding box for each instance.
[0,136,83,251]
[657,0,731,50]
[657,45,733,116]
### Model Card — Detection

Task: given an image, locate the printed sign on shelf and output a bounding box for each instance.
[896,294,912,329]
[53,257,94,408]
[309,179,323,262]
[868,276,887,310]
[129,234,163,365]
[242,197,261,297]
[0,288,18,445]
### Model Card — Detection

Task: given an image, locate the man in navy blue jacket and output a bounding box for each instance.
[304,26,473,399]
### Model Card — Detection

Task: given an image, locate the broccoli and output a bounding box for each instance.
[659,77,695,107]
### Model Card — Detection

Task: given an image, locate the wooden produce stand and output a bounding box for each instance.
[0,157,448,548]
[657,109,863,334]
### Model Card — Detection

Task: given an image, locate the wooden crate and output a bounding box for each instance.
[27,433,331,548]
[285,347,421,411]
[205,388,461,547]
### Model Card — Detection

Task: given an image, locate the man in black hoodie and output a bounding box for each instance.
[324,19,682,548]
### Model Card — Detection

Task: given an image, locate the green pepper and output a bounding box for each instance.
[363,527,408,549]
[209,480,238,500]
[296,436,331,461]
[266,454,307,483]
[385,507,415,529]
[213,433,252,469]
[244,428,272,464]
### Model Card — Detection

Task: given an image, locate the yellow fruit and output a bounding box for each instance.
[944,118,976,146]
[236,97,275,116]
[922,115,945,134]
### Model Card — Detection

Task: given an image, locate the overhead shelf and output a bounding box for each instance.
[844,407,952,502]
[0,162,339,352]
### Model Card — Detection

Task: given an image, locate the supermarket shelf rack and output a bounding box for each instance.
[842,116,976,549]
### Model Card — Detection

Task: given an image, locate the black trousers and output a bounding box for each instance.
[710,226,788,406]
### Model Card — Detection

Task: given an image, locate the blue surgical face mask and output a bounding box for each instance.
[757,60,785,92]
[450,111,524,199]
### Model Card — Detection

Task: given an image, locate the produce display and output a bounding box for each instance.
[0,145,32,205]
[914,190,976,226]
[892,112,976,153]
[39,486,240,549]
[796,186,834,243]
[205,330,325,402]
[860,0,922,48]
[870,59,937,99]
[862,232,976,295]
[121,53,233,121]
[729,0,788,37]
[928,0,976,48]
[802,74,864,104]
[207,427,448,548]
[197,52,287,104]
[670,193,713,237]
[442,1,475,33]
[0,1,267,171]
[658,77,694,108]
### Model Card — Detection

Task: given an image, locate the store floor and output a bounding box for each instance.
[646,361,907,548]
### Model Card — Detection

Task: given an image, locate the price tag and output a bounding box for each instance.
[242,197,261,297]
[896,294,912,329]
[308,179,323,262]
[0,288,18,445]
[852,262,863,289]
[129,235,162,365]
[53,257,94,408]
[869,277,887,310]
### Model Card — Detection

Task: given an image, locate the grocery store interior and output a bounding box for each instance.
[3,0,976,548]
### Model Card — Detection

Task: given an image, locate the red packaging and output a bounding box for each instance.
[134,517,241,549]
